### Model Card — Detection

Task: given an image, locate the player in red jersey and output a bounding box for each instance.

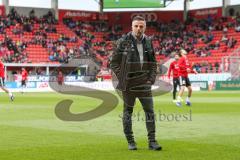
[0,60,14,101]
[176,49,197,107]
[57,70,64,85]
[168,53,180,103]
[57,70,64,92]
[21,68,28,93]
[57,71,64,85]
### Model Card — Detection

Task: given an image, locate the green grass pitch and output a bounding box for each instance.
[0,91,240,160]
[104,0,164,8]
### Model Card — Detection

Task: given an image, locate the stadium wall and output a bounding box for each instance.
[59,9,98,21]
[58,9,183,22]
[9,6,54,17]
[1,5,239,22]
[188,7,222,19]
[4,80,238,92]
[58,8,225,23]
[4,81,205,92]
[0,6,228,23]
[2,73,234,92]
[106,11,183,24]
[3,81,115,92]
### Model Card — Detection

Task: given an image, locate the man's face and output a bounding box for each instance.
[181,52,187,58]
[180,50,187,58]
[132,20,146,39]
[174,54,179,60]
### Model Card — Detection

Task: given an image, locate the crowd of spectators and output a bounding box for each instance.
[0,8,240,74]
[193,61,220,73]
[64,15,239,64]
[0,8,89,63]
[62,14,240,73]
[0,35,28,63]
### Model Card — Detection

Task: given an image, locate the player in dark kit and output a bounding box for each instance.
[0,60,14,101]
[57,70,64,86]
[21,68,28,93]
[168,53,180,103]
[176,49,197,107]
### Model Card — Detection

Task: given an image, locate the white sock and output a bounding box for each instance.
[186,97,190,102]
[9,92,13,97]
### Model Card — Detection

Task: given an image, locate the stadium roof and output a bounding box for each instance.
[1,0,240,11]
[104,0,240,11]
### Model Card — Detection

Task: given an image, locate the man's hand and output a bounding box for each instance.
[187,68,191,73]
[146,80,153,85]
[193,68,198,74]
[167,76,171,83]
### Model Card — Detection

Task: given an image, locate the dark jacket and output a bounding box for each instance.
[110,32,157,91]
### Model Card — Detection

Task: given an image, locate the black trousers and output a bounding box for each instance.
[173,77,180,100]
[122,90,156,143]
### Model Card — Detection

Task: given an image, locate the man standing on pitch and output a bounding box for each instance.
[0,59,14,101]
[21,68,28,94]
[176,49,197,107]
[168,53,180,103]
[110,16,161,151]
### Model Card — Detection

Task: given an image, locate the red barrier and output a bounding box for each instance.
[58,8,222,24]
[106,11,183,24]
[59,9,183,23]
[0,6,5,16]
[188,7,222,19]
[59,10,98,21]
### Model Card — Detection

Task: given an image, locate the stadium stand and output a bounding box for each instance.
[1,8,240,75]
[63,15,240,74]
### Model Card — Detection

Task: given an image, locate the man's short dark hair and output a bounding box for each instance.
[174,52,179,57]
[178,52,182,57]
[132,16,145,22]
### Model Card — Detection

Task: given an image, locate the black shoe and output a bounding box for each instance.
[10,95,14,101]
[128,142,137,150]
[149,141,162,151]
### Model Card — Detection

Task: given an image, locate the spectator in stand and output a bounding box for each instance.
[223,26,228,34]
[193,63,201,73]
[214,41,220,50]
[208,25,215,31]
[235,23,240,32]
[29,9,35,21]
[215,22,223,31]
[0,21,5,34]
[221,34,228,43]
[215,62,220,73]
[209,63,213,73]
[227,37,237,48]
[206,32,214,43]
